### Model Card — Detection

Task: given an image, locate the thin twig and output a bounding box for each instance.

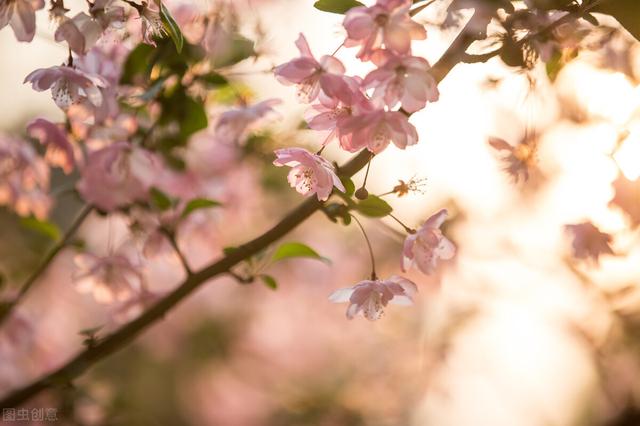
[0,205,93,326]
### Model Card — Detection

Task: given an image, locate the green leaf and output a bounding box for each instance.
[198,71,228,86]
[271,242,330,264]
[313,0,363,14]
[150,187,173,210]
[181,96,208,138]
[545,50,563,82]
[160,1,184,53]
[181,198,222,218]
[120,43,156,84]
[212,35,255,68]
[20,217,61,241]
[355,195,393,217]
[260,274,278,290]
[593,0,640,42]
[340,177,355,196]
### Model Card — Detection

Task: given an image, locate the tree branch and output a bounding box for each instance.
[0,9,490,408]
[0,204,93,326]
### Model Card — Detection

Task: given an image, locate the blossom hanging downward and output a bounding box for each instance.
[273,148,345,201]
[338,109,418,153]
[0,0,45,42]
[565,222,614,263]
[343,0,426,61]
[27,118,76,174]
[73,252,144,304]
[402,209,455,275]
[274,33,351,103]
[329,275,417,321]
[24,65,108,111]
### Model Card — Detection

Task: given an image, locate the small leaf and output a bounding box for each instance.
[340,177,355,196]
[355,195,393,217]
[260,274,278,290]
[181,198,222,218]
[313,0,363,14]
[20,217,61,241]
[271,242,330,264]
[160,1,184,53]
[198,72,228,86]
[150,187,173,210]
[181,96,209,138]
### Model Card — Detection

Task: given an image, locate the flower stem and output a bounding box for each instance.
[350,214,377,280]
[389,214,416,234]
[160,228,192,276]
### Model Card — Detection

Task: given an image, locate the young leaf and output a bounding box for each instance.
[260,274,278,290]
[340,177,356,196]
[313,0,363,14]
[160,1,184,53]
[355,195,393,217]
[150,187,173,211]
[181,198,222,218]
[198,72,228,86]
[271,242,330,264]
[20,217,61,241]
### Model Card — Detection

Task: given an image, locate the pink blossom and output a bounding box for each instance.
[305,75,374,147]
[363,50,438,112]
[76,142,160,211]
[132,1,167,46]
[329,275,417,321]
[27,118,76,174]
[55,13,103,54]
[488,136,538,183]
[273,148,345,201]
[73,252,144,303]
[0,135,51,219]
[338,109,418,153]
[402,209,455,275]
[24,65,108,111]
[565,222,614,262]
[215,99,281,145]
[274,33,351,103]
[0,0,44,42]
[343,0,426,61]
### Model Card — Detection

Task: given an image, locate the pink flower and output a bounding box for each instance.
[24,65,108,111]
[54,12,103,54]
[131,1,166,46]
[274,33,351,103]
[329,275,417,321]
[343,0,426,61]
[565,222,614,262]
[488,137,537,183]
[338,109,418,153]
[363,50,438,112]
[215,99,281,145]
[0,0,44,42]
[305,75,374,147]
[27,118,76,174]
[273,147,345,201]
[76,142,159,211]
[402,209,455,275]
[0,135,51,219]
[73,252,144,304]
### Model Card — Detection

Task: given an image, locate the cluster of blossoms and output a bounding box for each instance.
[271,0,454,320]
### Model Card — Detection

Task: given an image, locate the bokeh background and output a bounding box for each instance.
[1,0,640,425]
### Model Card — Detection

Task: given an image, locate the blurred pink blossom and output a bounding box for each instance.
[343,0,425,61]
[73,252,144,304]
[402,209,455,275]
[565,222,614,262]
[27,118,77,174]
[215,99,280,145]
[0,0,44,42]
[338,109,418,153]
